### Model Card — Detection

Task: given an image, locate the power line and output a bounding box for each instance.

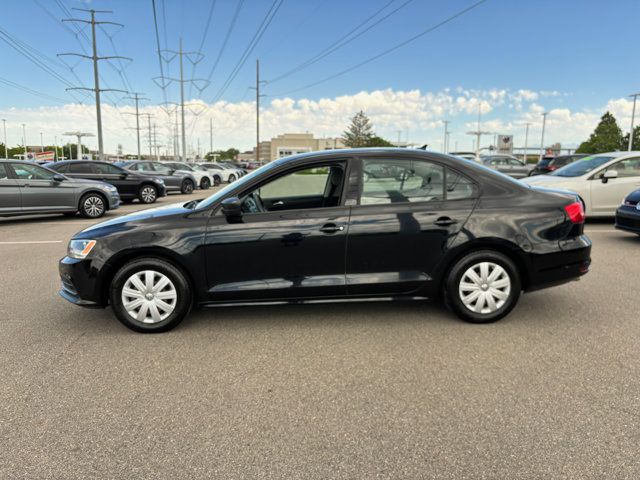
[209,0,283,104]
[274,0,488,96]
[268,0,412,84]
[151,0,169,108]
[188,0,218,99]
[0,76,70,104]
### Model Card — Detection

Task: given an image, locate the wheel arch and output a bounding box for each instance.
[79,189,110,212]
[98,247,196,307]
[436,238,530,295]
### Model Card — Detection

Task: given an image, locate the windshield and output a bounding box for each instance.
[176,163,194,172]
[196,160,282,210]
[551,155,613,177]
[192,164,207,172]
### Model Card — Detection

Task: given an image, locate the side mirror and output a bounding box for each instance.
[52,174,65,182]
[602,170,618,183]
[221,197,242,219]
[119,172,129,179]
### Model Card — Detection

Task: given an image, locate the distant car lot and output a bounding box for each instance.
[0,191,638,478]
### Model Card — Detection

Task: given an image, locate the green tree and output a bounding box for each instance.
[343,110,374,147]
[622,125,640,151]
[576,111,624,154]
[366,135,395,147]
[205,148,240,161]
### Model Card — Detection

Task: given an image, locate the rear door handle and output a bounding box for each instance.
[434,217,458,227]
[319,223,345,234]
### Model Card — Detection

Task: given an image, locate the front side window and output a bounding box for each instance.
[508,158,524,166]
[152,163,173,174]
[68,162,94,174]
[11,163,56,180]
[241,163,345,214]
[0,164,8,179]
[94,163,122,174]
[606,157,640,178]
[361,158,444,204]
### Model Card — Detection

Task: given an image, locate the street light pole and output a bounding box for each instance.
[539,112,548,158]
[523,122,530,163]
[40,132,44,152]
[628,93,640,151]
[443,120,450,154]
[22,123,27,157]
[2,119,7,159]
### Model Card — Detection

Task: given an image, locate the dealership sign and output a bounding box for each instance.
[35,151,55,162]
[497,135,513,154]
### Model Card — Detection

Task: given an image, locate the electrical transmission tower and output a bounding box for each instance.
[59,8,131,160]
[154,38,209,161]
[122,92,148,160]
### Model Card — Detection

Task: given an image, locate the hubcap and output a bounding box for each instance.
[141,187,156,203]
[458,261,511,314]
[84,196,104,217]
[121,270,177,324]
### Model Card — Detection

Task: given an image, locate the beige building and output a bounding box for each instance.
[268,133,345,161]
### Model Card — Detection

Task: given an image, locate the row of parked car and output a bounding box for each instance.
[0,159,247,219]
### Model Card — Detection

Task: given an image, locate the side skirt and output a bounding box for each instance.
[198,295,430,309]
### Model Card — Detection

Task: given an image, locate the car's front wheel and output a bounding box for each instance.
[109,257,192,333]
[139,185,158,204]
[200,177,211,190]
[181,179,194,194]
[213,175,221,186]
[79,192,106,218]
[228,174,236,183]
[445,250,521,324]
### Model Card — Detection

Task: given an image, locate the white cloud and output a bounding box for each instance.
[0,87,633,154]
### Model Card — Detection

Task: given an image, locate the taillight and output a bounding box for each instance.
[564,201,585,224]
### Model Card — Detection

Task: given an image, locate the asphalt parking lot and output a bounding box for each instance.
[1,193,639,479]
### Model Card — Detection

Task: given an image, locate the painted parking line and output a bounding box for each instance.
[0,241,63,244]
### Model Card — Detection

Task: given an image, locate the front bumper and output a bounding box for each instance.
[526,234,592,291]
[58,256,105,308]
[108,191,120,210]
[615,207,640,233]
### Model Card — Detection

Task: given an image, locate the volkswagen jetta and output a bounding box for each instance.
[58,149,591,332]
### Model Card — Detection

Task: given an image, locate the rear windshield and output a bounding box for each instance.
[551,155,613,177]
[537,158,552,167]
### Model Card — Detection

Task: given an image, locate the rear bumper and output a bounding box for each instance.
[525,234,592,291]
[615,207,640,233]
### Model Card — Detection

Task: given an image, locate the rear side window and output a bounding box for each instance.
[0,164,7,179]
[94,163,122,174]
[361,158,444,204]
[446,169,477,200]
[68,162,94,174]
[53,163,69,173]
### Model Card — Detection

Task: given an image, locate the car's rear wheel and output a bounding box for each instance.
[228,174,236,183]
[445,250,521,323]
[139,185,158,204]
[181,179,194,194]
[200,177,211,190]
[109,257,192,333]
[79,192,106,218]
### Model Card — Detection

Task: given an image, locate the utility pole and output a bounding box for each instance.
[154,39,208,162]
[628,93,640,151]
[123,93,148,160]
[60,9,131,160]
[21,123,27,157]
[54,135,59,161]
[443,120,450,153]
[523,122,531,163]
[153,123,159,160]
[539,112,548,158]
[140,113,154,159]
[40,132,44,152]
[466,105,491,160]
[249,59,266,163]
[209,117,213,155]
[2,119,7,159]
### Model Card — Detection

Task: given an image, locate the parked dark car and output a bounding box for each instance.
[115,161,197,195]
[47,160,167,204]
[615,188,640,235]
[0,160,119,218]
[481,155,534,178]
[530,154,588,176]
[58,148,591,333]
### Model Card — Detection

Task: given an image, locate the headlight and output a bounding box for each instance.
[68,239,97,259]
[104,184,118,192]
[155,178,165,185]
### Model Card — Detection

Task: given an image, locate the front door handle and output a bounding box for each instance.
[272,200,284,206]
[319,223,345,234]
[434,217,458,227]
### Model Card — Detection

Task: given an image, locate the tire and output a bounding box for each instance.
[181,179,194,194]
[79,192,106,218]
[444,250,521,324]
[228,174,236,183]
[109,257,192,333]
[138,184,158,204]
[200,176,211,190]
[213,175,221,186]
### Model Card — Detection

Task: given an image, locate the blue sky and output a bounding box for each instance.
[1,0,639,153]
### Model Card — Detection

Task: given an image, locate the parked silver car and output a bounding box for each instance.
[0,160,120,218]
[481,155,534,178]
[115,161,198,194]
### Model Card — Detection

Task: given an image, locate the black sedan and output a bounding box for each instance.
[615,188,640,235]
[529,154,588,176]
[58,148,591,333]
[115,161,197,195]
[47,160,167,204]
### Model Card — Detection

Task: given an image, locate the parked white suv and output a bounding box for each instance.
[197,162,240,183]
